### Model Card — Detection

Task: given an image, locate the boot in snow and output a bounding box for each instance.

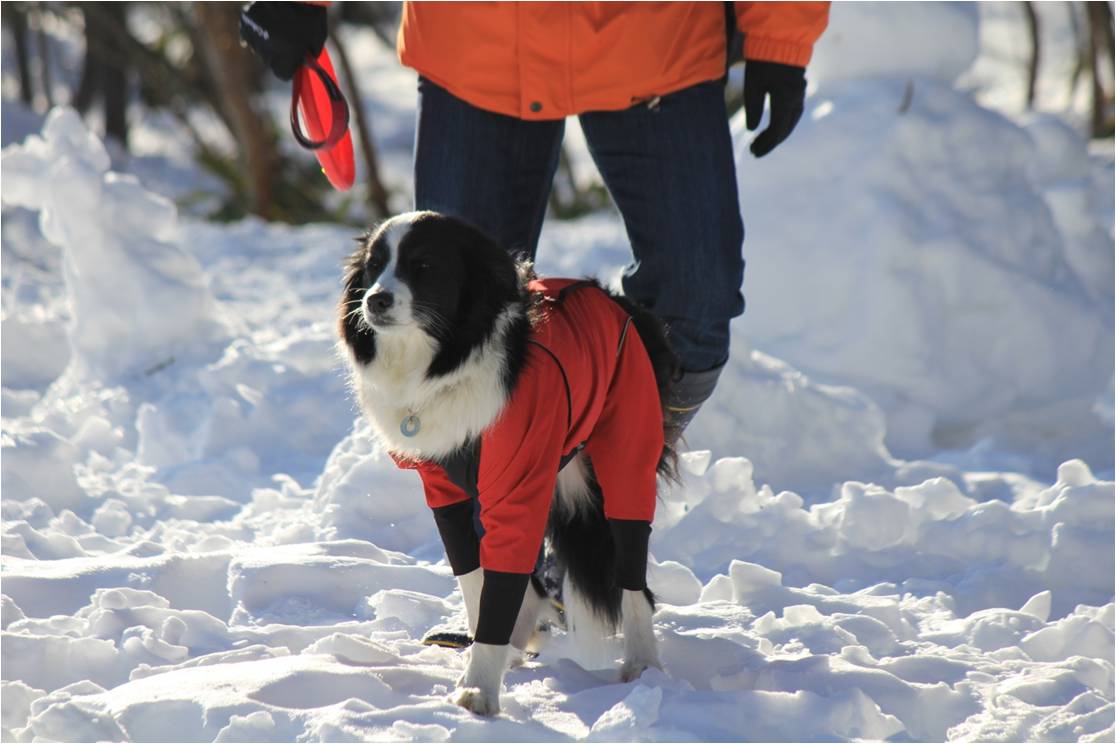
[664,362,725,446]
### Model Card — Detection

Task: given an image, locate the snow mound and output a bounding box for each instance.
[734,69,1113,470]
[654,454,1114,618]
[1,108,227,381]
[1,113,360,511]
[690,344,961,496]
[311,420,443,557]
[811,3,981,85]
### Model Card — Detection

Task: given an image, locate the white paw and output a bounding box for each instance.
[619,589,660,683]
[619,657,660,683]
[451,685,501,716]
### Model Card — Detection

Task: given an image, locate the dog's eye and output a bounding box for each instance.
[414,260,431,272]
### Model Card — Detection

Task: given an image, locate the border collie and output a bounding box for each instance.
[338,211,677,716]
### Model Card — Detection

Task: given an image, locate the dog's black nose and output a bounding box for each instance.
[366,291,394,313]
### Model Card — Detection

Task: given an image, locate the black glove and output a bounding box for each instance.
[743,60,807,158]
[239,1,328,81]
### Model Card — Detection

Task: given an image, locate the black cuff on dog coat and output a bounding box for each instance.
[431,500,480,576]
[474,570,530,646]
[609,519,651,591]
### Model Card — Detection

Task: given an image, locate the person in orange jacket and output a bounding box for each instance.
[241,1,830,439]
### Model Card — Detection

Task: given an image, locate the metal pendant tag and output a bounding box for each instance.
[401,414,421,437]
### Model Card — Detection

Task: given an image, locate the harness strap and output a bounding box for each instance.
[617,316,633,358]
[527,339,572,433]
[543,280,634,358]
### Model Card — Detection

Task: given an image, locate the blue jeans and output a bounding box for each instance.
[414,78,744,372]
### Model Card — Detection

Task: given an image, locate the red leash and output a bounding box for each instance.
[290,48,355,191]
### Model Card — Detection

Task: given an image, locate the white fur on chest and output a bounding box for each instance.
[348,308,520,460]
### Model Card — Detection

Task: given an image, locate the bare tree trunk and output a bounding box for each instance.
[73,3,131,146]
[1086,0,1115,137]
[3,3,35,106]
[1068,1,1088,98]
[72,7,100,115]
[337,2,401,50]
[194,1,280,219]
[330,29,391,218]
[34,6,54,108]
[1023,2,1040,109]
[101,4,127,146]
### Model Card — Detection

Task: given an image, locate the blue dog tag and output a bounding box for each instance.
[401,414,421,437]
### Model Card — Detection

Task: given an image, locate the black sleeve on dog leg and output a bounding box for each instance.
[431,500,481,576]
[609,519,652,591]
[474,570,530,646]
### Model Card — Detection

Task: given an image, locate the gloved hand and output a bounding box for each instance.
[743,60,807,158]
[239,1,328,81]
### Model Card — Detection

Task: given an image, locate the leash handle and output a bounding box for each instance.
[289,54,350,150]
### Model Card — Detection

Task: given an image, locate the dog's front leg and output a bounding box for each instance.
[456,566,483,636]
[451,569,530,716]
[619,588,661,682]
[609,519,661,682]
[452,641,512,715]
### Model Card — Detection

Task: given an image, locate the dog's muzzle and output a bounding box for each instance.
[364,291,398,327]
[366,291,394,314]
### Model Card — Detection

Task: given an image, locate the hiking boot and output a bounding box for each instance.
[664,361,725,446]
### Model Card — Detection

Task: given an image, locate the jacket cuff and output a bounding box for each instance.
[743,36,814,68]
[474,570,530,645]
[432,500,481,576]
[609,518,651,591]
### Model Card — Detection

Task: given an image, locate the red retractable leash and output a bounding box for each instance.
[290,48,355,191]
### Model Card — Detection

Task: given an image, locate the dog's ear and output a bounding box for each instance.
[424,216,524,380]
[339,232,376,364]
[343,231,372,287]
[466,225,520,302]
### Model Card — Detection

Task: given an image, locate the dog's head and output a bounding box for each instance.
[340,211,524,379]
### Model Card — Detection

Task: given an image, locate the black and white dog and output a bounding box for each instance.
[338,211,676,715]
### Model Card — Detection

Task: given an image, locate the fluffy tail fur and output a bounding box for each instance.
[548,454,656,633]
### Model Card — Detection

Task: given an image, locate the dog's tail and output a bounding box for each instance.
[551,455,621,630]
[549,455,656,636]
[605,293,680,482]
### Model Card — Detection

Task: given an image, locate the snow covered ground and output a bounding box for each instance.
[2,3,1113,741]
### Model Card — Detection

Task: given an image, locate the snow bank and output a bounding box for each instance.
[732,5,1113,471]
[811,2,981,85]
[310,419,442,558]
[654,454,1113,619]
[687,344,961,497]
[1,108,227,381]
[1,112,359,511]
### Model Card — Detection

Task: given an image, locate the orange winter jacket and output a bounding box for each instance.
[397,1,830,121]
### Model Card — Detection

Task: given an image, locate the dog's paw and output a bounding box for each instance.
[619,658,661,683]
[451,685,501,716]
